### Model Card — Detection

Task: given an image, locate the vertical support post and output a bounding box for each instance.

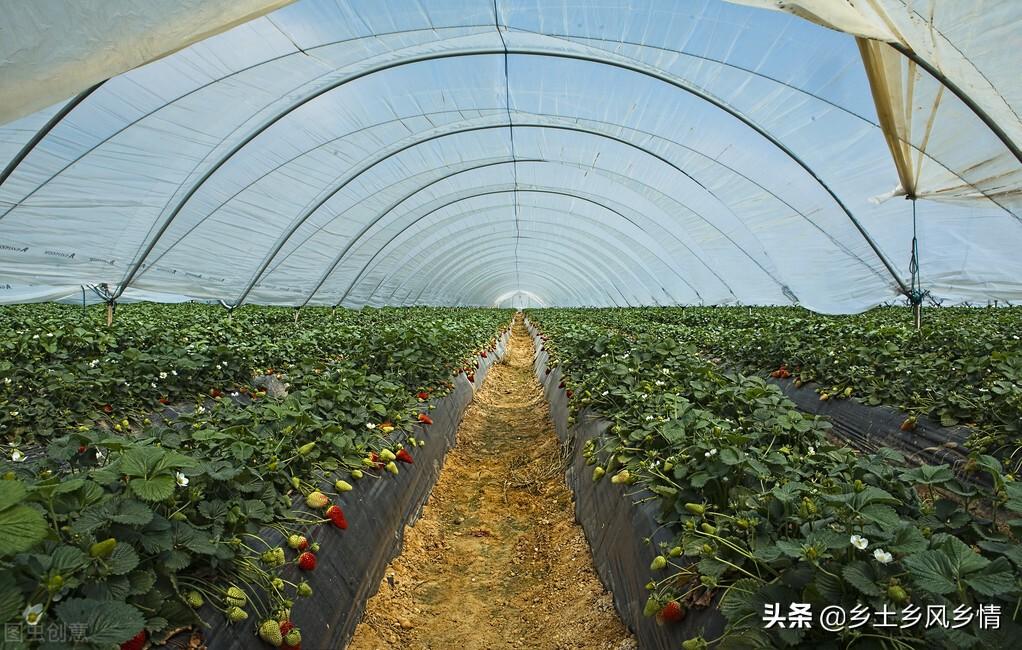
[106,301,114,327]
[908,197,923,331]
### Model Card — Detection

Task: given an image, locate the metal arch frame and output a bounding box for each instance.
[3,24,1005,222]
[138,112,514,277]
[314,186,704,306]
[413,239,657,307]
[266,102,883,298]
[0,81,106,188]
[377,220,652,308]
[226,120,788,307]
[99,47,913,302]
[338,196,694,305]
[367,244,613,308]
[283,157,727,306]
[378,236,639,307]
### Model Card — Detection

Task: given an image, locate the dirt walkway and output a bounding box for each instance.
[348,319,633,650]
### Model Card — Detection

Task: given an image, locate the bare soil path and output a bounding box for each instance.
[348,318,632,650]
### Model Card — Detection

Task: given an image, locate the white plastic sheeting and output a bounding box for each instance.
[0,0,295,124]
[0,0,1019,312]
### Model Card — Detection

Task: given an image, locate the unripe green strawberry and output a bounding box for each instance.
[610,469,630,484]
[592,466,605,482]
[643,596,660,617]
[310,542,320,553]
[297,442,316,456]
[271,578,284,590]
[284,629,301,646]
[380,449,396,462]
[668,546,682,558]
[700,523,716,535]
[362,457,374,467]
[287,534,305,550]
[663,461,674,472]
[887,585,909,605]
[682,638,707,650]
[684,503,705,516]
[171,511,188,521]
[701,543,714,556]
[226,586,248,608]
[350,469,363,480]
[186,590,204,608]
[227,606,248,623]
[290,476,301,490]
[386,461,399,475]
[650,555,668,570]
[89,537,117,558]
[259,619,283,646]
[47,574,64,591]
[305,491,329,509]
[335,479,353,492]
[297,582,313,598]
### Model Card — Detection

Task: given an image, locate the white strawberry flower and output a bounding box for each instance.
[32,334,39,340]
[11,449,26,462]
[195,405,205,414]
[873,548,893,564]
[171,370,178,376]
[850,534,868,550]
[23,603,43,626]
[150,382,157,389]
[9,410,18,417]
[89,359,99,368]
[645,415,654,421]
[366,423,377,430]
[601,390,609,396]
[175,471,189,487]
[159,371,168,380]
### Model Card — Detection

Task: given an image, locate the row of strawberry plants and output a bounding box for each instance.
[0,304,510,649]
[527,310,1021,649]
[528,306,1022,461]
[0,304,504,441]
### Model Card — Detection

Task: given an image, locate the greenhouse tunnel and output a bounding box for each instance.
[2,2,1022,649]
[1,0,1020,313]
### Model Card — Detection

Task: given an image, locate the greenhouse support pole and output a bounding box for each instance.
[106,301,115,327]
[908,197,923,330]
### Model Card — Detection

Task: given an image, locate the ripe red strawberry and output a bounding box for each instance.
[78,445,88,454]
[418,412,433,426]
[466,373,475,383]
[481,351,488,358]
[558,381,565,389]
[210,388,223,398]
[396,449,414,464]
[566,389,574,399]
[120,629,147,650]
[417,391,429,400]
[297,551,316,571]
[158,396,170,405]
[103,404,114,414]
[325,505,348,529]
[657,601,685,624]
[279,620,294,636]
[545,368,551,375]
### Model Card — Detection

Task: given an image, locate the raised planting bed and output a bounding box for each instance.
[0,305,511,650]
[525,311,1022,649]
[202,330,511,649]
[529,319,725,648]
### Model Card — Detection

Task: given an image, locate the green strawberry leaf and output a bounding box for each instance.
[0,503,48,556]
[55,598,145,645]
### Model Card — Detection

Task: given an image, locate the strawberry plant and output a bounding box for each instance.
[529,309,1022,648]
[0,304,510,648]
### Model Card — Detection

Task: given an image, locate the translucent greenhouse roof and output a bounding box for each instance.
[0,0,1020,312]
